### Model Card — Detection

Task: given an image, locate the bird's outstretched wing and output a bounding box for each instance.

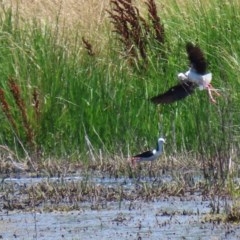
[186,42,207,74]
[150,81,196,104]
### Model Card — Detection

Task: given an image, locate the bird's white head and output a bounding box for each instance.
[155,137,165,153]
[158,137,165,143]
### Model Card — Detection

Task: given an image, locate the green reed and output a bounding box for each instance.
[0,0,239,171]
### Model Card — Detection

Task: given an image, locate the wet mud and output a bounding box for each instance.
[0,173,240,239]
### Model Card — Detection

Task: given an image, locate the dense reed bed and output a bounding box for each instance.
[0,0,239,177]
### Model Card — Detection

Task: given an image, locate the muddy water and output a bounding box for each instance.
[1,175,240,240]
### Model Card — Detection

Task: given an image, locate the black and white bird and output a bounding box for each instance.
[130,137,165,166]
[150,42,220,104]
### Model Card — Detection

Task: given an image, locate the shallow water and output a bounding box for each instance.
[1,174,240,240]
[1,200,239,240]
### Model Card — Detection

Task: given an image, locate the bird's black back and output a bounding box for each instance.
[133,150,153,158]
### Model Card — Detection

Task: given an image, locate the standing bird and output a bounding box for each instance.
[150,42,220,104]
[130,137,165,166]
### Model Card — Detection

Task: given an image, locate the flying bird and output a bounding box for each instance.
[150,42,220,104]
[130,137,165,166]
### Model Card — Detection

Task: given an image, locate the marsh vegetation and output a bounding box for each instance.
[1,0,240,238]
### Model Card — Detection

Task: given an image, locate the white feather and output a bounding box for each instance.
[178,69,212,90]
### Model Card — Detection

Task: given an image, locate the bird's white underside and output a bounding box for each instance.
[178,69,212,90]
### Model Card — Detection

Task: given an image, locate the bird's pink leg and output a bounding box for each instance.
[208,84,221,96]
[208,88,216,103]
[207,84,220,103]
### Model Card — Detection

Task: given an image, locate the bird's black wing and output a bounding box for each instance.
[150,81,196,104]
[133,150,153,158]
[186,42,207,74]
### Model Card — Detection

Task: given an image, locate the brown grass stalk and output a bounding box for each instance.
[146,0,164,44]
[107,0,165,66]
[8,78,35,149]
[107,0,148,61]
[32,87,40,124]
[0,88,18,132]
[82,37,95,56]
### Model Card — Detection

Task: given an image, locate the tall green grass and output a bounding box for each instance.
[0,0,240,169]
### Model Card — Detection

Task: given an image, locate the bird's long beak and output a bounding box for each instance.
[207,84,221,103]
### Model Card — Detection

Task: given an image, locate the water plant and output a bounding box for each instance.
[0,0,239,189]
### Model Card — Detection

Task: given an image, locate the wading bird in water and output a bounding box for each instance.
[150,42,220,104]
[130,138,165,166]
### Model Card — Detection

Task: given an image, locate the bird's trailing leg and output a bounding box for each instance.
[207,83,221,103]
[128,157,139,168]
